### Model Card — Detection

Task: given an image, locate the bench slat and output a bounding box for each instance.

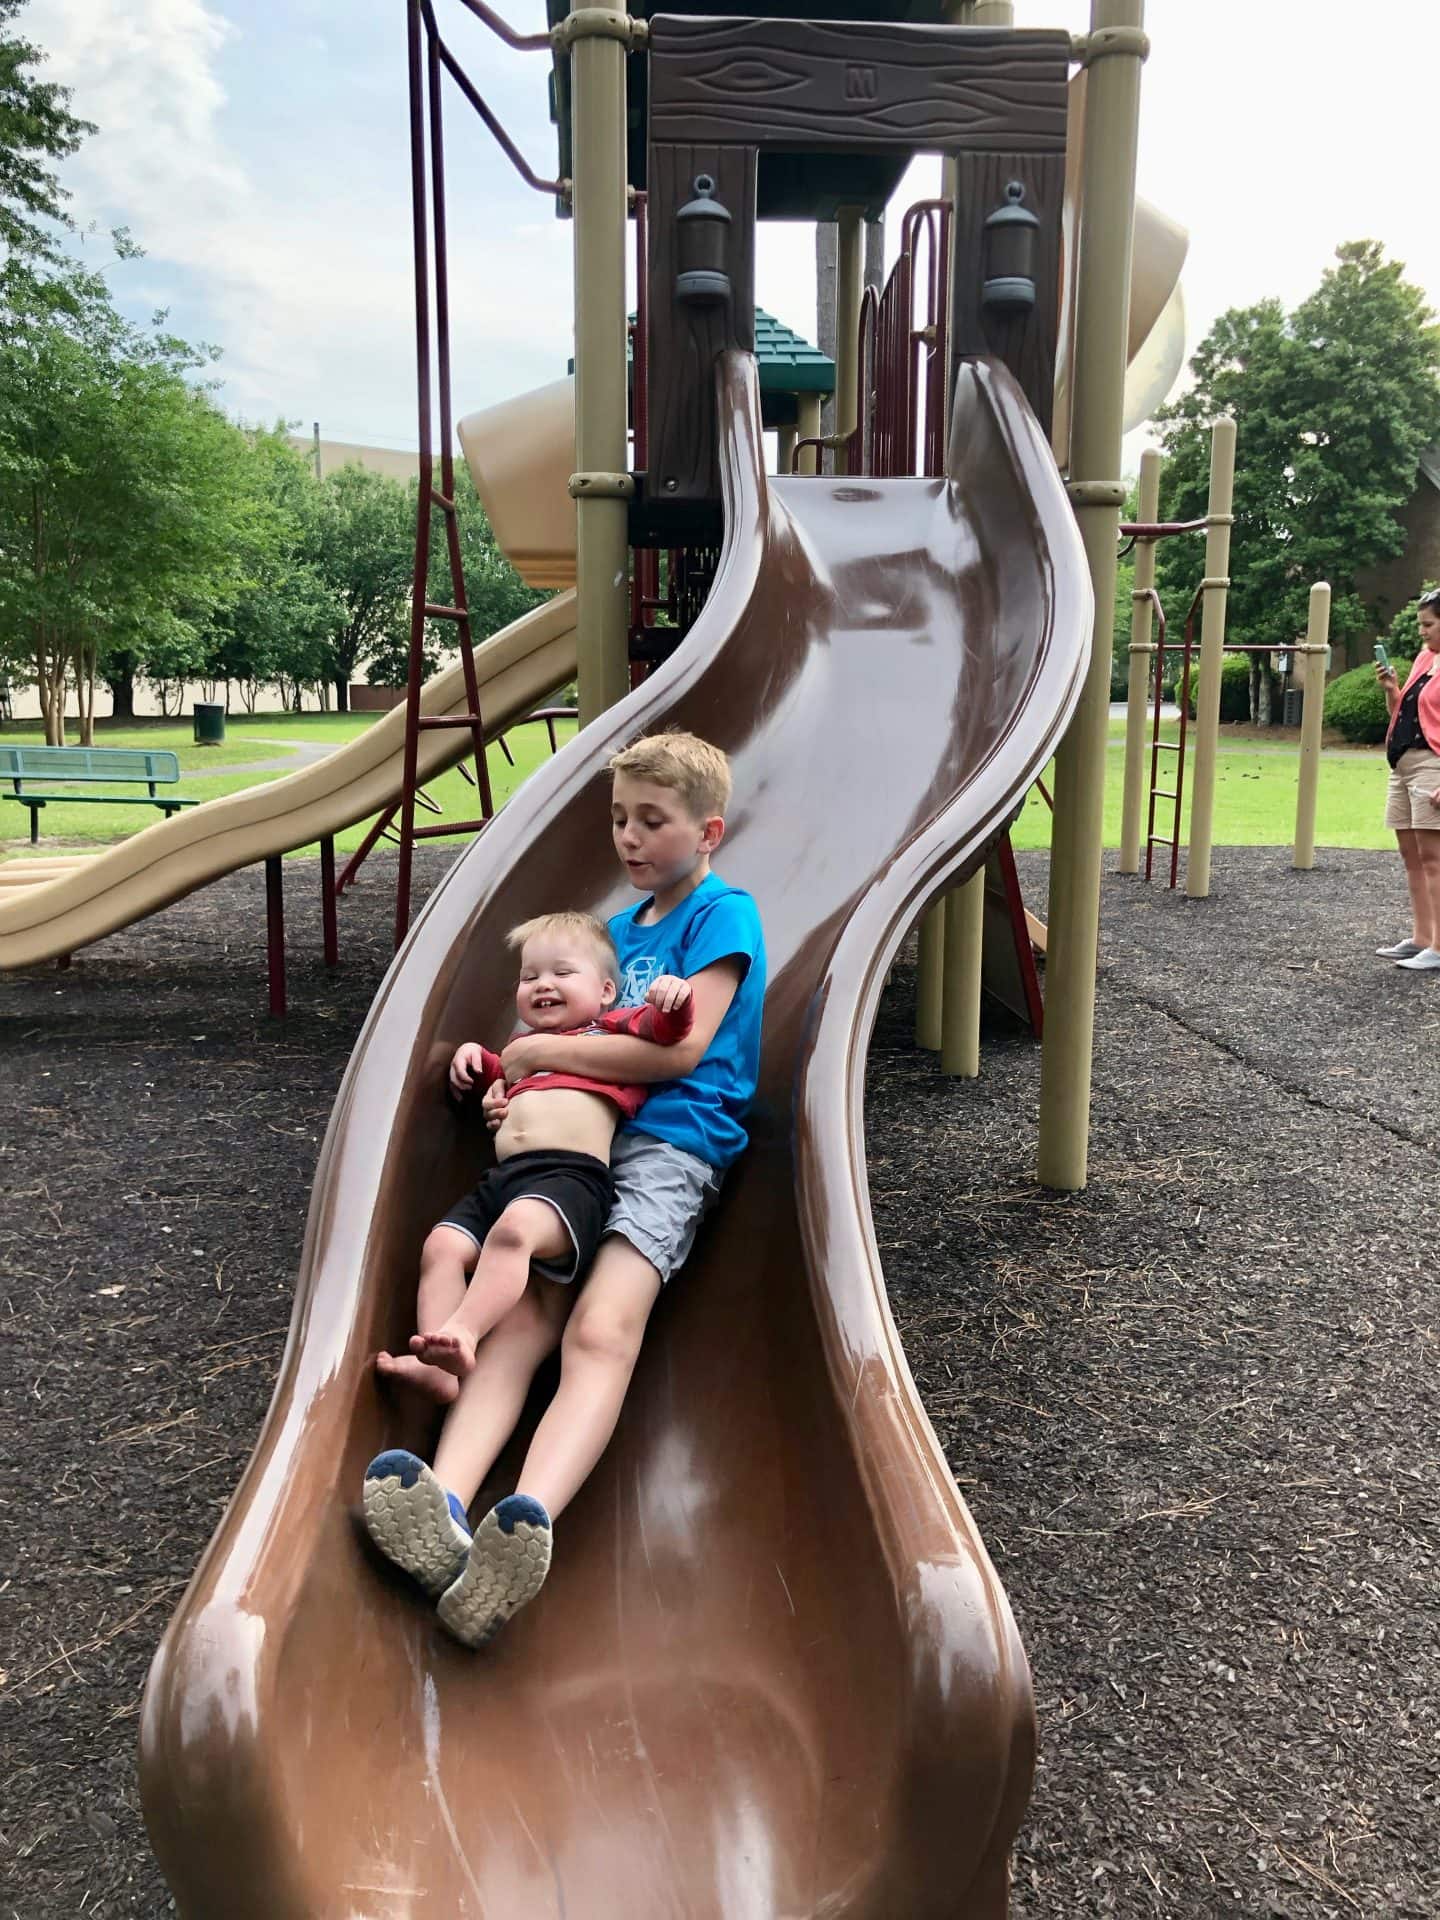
[0,746,182,784]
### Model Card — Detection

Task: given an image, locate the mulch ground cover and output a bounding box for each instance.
[2,844,1436,1917]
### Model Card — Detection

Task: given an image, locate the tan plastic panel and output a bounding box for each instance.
[458,379,578,589]
[0,592,576,971]
[139,352,1091,1919]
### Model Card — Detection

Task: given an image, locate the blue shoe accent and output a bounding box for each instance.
[494,1493,550,1536]
[361,1452,474,1598]
[365,1448,425,1489]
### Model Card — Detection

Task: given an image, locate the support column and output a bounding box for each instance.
[1293,582,1331,870]
[1036,0,1146,1193]
[570,0,631,727]
[1183,416,1236,898]
[1119,447,1161,872]
[796,392,822,475]
[940,873,985,1077]
[835,209,864,473]
[777,424,797,475]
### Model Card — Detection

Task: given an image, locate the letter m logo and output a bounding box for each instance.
[845,64,878,101]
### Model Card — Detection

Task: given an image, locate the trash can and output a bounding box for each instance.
[192,703,227,745]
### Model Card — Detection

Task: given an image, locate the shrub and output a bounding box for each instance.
[1325,658,1411,744]
[1173,650,1252,721]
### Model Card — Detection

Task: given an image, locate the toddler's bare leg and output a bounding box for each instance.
[514,1235,661,1520]
[432,1279,572,1506]
[411,1199,570,1379]
[376,1224,477,1405]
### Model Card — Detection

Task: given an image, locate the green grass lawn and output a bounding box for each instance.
[1014,739,1390,853]
[0,713,577,857]
[0,708,1391,861]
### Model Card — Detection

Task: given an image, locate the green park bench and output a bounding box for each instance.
[0,745,199,844]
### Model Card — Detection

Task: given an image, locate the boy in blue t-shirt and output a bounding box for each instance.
[363,732,765,1647]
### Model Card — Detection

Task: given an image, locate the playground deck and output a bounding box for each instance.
[1,845,1434,1918]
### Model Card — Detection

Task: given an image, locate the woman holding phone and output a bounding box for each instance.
[1375,586,1440,968]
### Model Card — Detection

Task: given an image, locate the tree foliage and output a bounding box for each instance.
[0,256,261,741]
[0,0,95,262]
[1153,242,1440,675]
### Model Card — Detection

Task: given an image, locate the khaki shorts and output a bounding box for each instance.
[605,1131,722,1283]
[1385,747,1440,831]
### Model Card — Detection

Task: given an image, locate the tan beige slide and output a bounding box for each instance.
[0,591,576,972]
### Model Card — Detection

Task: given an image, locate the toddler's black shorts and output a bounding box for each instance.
[436,1148,615,1285]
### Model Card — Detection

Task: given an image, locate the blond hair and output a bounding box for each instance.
[506,911,618,981]
[607,730,731,821]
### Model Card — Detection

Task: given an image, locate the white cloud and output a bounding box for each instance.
[25,0,574,439]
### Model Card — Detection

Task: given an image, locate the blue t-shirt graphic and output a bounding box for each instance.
[608,873,765,1170]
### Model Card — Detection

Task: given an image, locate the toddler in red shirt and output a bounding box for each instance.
[375,910,692,1398]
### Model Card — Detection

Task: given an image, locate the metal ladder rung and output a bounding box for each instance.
[1152,788,1178,800]
[1154,741,1180,753]
[422,601,468,622]
[411,818,492,842]
[1148,834,1176,846]
[416,714,485,731]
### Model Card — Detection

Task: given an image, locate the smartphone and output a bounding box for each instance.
[1374,643,1390,669]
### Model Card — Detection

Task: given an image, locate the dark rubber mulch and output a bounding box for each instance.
[1,844,1435,1917]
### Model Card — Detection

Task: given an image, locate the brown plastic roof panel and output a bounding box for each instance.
[139,351,1091,1918]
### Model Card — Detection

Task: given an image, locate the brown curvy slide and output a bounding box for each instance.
[139,352,1090,1918]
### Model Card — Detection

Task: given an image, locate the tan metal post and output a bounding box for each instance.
[1119,447,1161,871]
[916,905,945,1048]
[796,392,822,476]
[941,874,985,1076]
[835,209,864,474]
[777,425,797,475]
[1036,0,1146,1192]
[1293,581,1331,870]
[569,0,632,727]
[1183,416,1236,898]
[969,0,1014,19]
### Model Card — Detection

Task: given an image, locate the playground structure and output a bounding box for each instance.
[1117,432,1333,891]
[130,3,1177,1914]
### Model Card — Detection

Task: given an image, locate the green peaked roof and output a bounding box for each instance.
[620,307,835,397]
[754,308,834,396]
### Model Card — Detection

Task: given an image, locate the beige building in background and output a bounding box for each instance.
[284,436,420,484]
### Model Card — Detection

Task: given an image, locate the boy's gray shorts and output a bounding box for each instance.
[605,1131,721,1283]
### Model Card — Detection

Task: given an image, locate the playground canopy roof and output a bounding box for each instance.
[547,0,950,220]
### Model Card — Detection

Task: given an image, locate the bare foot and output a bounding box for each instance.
[375,1349,460,1406]
[408,1325,480,1379]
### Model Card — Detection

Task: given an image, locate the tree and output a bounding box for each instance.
[199,429,341,712]
[0,255,259,742]
[1153,242,1440,711]
[0,0,95,263]
[362,466,548,688]
[429,467,547,646]
[302,464,414,711]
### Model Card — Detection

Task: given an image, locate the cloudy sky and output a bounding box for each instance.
[22,0,1440,463]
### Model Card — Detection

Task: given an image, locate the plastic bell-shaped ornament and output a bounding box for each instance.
[982,180,1039,314]
[675,174,732,308]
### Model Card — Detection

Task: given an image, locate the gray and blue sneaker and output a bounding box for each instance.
[436,1494,553,1649]
[362,1449,473,1598]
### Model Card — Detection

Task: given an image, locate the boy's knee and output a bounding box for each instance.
[563,1299,646,1369]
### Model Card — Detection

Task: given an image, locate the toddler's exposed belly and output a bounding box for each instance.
[494,1086,619,1164]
